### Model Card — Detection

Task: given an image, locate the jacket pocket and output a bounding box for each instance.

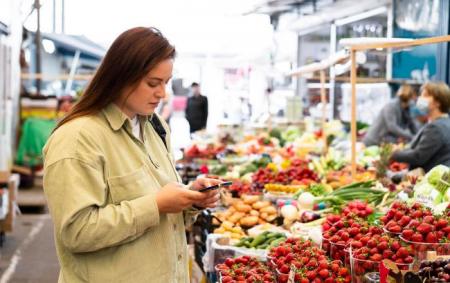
[107,166,158,204]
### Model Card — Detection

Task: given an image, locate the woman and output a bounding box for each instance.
[43,27,221,283]
[392,82,450,172]
[363,84,418,146]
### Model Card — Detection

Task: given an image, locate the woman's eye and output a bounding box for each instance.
[148,82,159,88]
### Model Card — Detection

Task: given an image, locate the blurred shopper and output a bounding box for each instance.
[392,82,450,172]
[43,27,220,283]
[157,85,173,124]
[363,84,418,146]
[185,82,208,133]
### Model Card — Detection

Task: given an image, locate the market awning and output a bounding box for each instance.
[289,0,390,34]
[0,21,9,36]
[41,32,105,60]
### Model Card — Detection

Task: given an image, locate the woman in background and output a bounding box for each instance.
[392,82,450,172]
[363,84,418,146]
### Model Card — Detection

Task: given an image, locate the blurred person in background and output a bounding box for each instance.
[185,82,208,133]
[43,27,220,283]
[157,85,173,124]
[363,84,418,146]
[391,82,450,172]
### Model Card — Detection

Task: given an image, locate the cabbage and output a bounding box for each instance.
[414,182,443,207]
[426,165,449,186]
[364,146,380,157]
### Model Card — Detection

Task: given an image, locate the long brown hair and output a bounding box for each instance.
[54,27,176,131]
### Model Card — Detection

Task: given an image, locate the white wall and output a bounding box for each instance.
[0,0,23,170]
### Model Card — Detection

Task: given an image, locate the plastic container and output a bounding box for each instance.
[321,237,331,255]
[382,226,401,238]
[276,269,290,283]
[400,236,450,268]
[350,252,412,283]
[330,241,349,265]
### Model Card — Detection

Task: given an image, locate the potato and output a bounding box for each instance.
[228,206,237,213]
[239,216,259,227]
[258,218,266,225]
[259,206,277,215]
[231,233,242,239]
[260,212,269,220]
[214,227,225,234]
[249,210,260,217]
[212,218,220,226]
[242,194,260,205]
[235,203,252,213]
[265,214,278,222]
[231,226,243,234]
[221,221,234,231]
[228,212,245,224]
[253,201,271,210]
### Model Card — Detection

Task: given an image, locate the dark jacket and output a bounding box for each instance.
[363,99,417,146]
[392,116,450,172]
[185,95,208,133]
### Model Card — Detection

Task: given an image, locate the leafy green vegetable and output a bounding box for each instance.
[426,165,449,186]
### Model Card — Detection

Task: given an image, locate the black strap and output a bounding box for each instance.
[149,115,167,149]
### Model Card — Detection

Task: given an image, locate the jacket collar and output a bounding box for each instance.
[103,103,152,131]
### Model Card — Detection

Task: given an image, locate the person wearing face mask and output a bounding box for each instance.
[363,84,418,146]
[43,27,221,283]
[391,82,450,172]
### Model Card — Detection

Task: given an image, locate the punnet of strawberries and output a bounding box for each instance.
[216,255,276,283]
[381,201,450,243]
[267,238,351,283]
[322,201,374,233]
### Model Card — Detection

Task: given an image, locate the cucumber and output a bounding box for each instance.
[250,234,268,248]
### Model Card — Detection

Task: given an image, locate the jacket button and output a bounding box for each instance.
[178,254,182,261]
[173,224,177,230]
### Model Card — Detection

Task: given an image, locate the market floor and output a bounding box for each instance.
[0,213,60,283]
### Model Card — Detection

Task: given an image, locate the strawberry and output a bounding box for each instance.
[401,229,414,239]
[411,233,424,242]
[425,232,438,243]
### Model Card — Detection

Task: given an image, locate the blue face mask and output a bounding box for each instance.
[414,97,430,116]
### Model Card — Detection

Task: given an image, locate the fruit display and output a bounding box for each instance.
[264,183,306,194]
[184,143,226,159]
[234,231,287,250]
[389,161,408,172]
[252,165,319,191]
[227,180,255,197]
[215,255,276,282]
[267,238,351,283]
[418,258,450,282]
[325,166,376,189]
[381,201,450,241]
[214,195,278,236]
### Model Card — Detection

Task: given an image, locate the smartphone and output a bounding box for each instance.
[198,181,232,192]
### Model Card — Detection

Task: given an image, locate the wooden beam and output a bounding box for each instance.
[320,70,328,154]
[350,50,357,179]
[21,73,93,81]
[349,35,450,51]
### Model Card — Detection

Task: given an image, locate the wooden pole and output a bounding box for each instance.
[319,70,328,153]
[350,49,357,179]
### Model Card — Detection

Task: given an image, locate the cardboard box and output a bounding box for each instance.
[0,174,19,232]
[0,171,10,184]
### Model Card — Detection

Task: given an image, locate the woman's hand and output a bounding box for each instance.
[190,177,222,209]
[156,182,208,213]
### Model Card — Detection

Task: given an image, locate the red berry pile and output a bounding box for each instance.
[401,215,450,243]
[342,201,374,219]
[252,164,319,190]
[351,234,415,265]
[322,217,383,260]
[381,202,434,234]
[268,238,350,283]
[216,255,276,283]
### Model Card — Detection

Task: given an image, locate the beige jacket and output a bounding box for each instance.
[43,103,196,283]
